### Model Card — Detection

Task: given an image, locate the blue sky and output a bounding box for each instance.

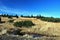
[0,0,60,17]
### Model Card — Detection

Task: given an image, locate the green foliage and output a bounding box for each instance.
[8,20,14,23]
[16,15,19,18]
[14,14,19,18]
[20,15,60,22]
[14,21,35,27]
[0,14,18,18]
[40,17,60,22]
[1,14,60,22]
[8,16,12,19]
[21,15,23,17]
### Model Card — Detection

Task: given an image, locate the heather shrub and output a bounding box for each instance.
[14,21,35,27]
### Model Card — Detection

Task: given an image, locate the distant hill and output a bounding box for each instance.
[0,14,60,36]
[1,14,60,22]
[20,15,60,23]
[14,17,60,36]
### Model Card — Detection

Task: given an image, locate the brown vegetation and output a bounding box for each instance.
[0,17,60,37]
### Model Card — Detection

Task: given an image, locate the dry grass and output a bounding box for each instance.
[1,17,60,36]
[14,17,60,36]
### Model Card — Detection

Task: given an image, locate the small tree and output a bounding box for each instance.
[8,16,12,19]
[31,15,33,17]
[15,14,19,18]
[21,15,23,17]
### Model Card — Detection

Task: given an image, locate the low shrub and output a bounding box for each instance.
[8,16,12,19]
[8,20,14,23]
[13,21,35,28]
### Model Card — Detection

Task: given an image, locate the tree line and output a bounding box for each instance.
[20,15,60,22]
[0,14,19,18]
[0,14,60,22]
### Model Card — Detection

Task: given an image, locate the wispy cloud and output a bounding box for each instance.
[0,5,36,16]
[0,1,23,15]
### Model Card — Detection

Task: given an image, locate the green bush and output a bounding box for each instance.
[8,16,12,19]
[8,20,14,23]
[14,21,35,27]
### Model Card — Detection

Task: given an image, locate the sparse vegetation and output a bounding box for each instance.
[14,21,35,27]
[20,15,60,22]
[8,20,14,23]
[0,14,19,18]
[15,14,19,18]
[8,16,12,19]
[1,14,60,37]
[1,14,60,22]
[7,28,24,35]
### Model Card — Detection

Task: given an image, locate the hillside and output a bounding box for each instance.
[0,16,60,37]
[13,17,60,36]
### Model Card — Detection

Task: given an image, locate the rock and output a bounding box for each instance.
[0,29,7,35]
[23,34,33,38]
[0,26,7,35]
